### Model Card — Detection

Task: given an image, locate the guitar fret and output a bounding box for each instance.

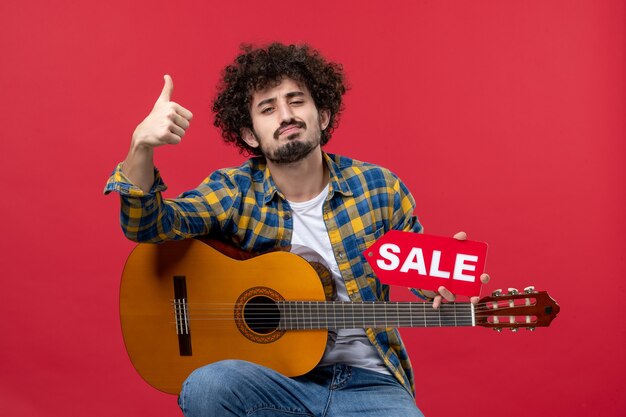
[396,301,400,327]
[297,301,302,329]
[401,303,409,327]
[370,303,374,327]
[316,302,321,329]
[406,303,413,327]
[383,301,389,328]
[324,302,328,329]
[294,301,298,330]
[293,301,298,330]
[351,303,356,328]
[453,303,458,327]
[358,303,364,327]
[282,301,287,330]
[440,304,451,327]
[301,301,306,329]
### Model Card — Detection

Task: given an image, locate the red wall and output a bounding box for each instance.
[1,1,624,416]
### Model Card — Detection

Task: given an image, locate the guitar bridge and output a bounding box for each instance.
[173,276,192,356]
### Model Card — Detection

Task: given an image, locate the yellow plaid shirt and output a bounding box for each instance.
[105,152,423,395]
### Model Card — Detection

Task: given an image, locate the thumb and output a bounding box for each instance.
[157,74,173,102]
[453,231,467,240]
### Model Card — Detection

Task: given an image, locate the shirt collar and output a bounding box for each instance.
[261,152,353,205]
[324,152,353,199]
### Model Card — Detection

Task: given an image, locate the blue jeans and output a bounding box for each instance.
[178,360,424,417]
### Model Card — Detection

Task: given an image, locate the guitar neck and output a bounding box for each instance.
[277,301,474,330]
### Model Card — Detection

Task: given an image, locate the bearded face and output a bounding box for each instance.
[243,78,329,164]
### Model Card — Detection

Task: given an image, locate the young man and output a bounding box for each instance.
[105,43,489,417]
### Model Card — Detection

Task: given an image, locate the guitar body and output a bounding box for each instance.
[120,239,328,394]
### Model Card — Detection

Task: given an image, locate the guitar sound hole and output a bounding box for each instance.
[244,296,280,334]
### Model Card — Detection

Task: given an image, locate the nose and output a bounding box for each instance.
[277,101,295,124]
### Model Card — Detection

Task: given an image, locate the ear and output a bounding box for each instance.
[241,127,259,149]
[319,109,331,131]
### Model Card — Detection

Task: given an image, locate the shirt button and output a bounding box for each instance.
[283,213,291,221]
[338,252,344,259]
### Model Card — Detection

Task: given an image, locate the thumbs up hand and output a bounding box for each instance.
[132,75,194,149]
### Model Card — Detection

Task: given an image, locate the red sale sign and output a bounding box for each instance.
[363,231,488,296]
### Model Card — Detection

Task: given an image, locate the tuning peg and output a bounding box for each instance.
[508,288,519,295]
[493,327,502,332]
[511,327,518,332]
[524,286,536,294]
[526,327,536,331]
[492,289,502,297]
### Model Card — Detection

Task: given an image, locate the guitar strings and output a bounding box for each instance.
[174,300,510,307]
[167,302,531,327]
[167,300,534,331]
[169,303,531,320]
[175,301,521,312]
[163,315,524,328]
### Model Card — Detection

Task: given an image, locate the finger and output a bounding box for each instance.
[480,273,490,284]
[453,231,467,240]
[163,132,182,145]
[432,295,442,310]
[157,74,174,103]
[169,123,186,138]
[170,112,190,129]
[173,103,193,121]
[470,296,480,304]
[420,289,437,299]
[438,286,456,302]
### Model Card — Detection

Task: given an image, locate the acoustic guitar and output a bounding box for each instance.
[120,238,559,394]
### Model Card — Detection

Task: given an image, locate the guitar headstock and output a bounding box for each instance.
[476,286,560,332]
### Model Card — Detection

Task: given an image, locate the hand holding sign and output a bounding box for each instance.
[432,232,491,308]
[364,230,491,309]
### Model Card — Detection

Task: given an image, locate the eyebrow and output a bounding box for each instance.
[256,91,305,108]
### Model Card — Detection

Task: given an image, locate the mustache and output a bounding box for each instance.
[274,120,306,139]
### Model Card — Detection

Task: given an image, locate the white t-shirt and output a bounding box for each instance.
[288,184,390,374]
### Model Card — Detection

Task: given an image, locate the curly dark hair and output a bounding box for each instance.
[212,43,347,156]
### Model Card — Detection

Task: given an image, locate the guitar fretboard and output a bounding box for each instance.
[277,301,474,330]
